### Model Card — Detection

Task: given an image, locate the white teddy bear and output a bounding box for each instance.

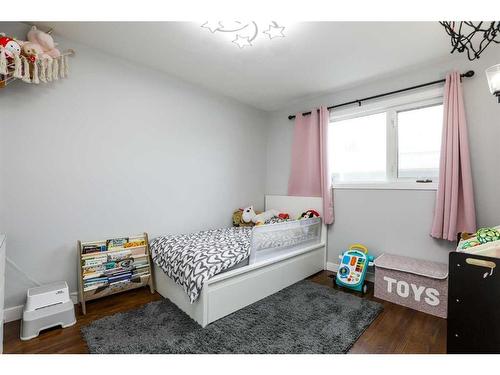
[242,206,279,224]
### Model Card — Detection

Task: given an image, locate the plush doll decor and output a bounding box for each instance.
[0,35,22,77]
[242,206,280,225]
[0,27,71,88]
[0,36,21,59]
[21,42,45,83]
[21,42,41,63]
[27,26,61,58]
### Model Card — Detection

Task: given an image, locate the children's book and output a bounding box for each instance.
[82,244,107,254]
[83,256,108,267]
[108,249,131,261]
[106,237,129,249]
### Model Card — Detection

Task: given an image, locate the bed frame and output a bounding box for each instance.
[153,195,327,327]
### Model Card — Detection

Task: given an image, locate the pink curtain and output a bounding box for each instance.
[288,106,334,224]
[431,71,476,241]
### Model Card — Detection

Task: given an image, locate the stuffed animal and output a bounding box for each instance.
[19,42,46,82]
[299,210,320,219]
[21,42,41,63]
[0,36,21,59]
[242,206,280,225]
[27,26,60,58]
[21,41,51,62]
[232,209,256,227]
[0,36,23,78]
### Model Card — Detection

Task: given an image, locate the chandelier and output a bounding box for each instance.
[440,21,500,61]
[201,21,285,48]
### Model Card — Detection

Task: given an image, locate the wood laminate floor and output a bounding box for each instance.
[2,270,446,354]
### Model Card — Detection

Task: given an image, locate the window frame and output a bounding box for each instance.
[329,87,443,191]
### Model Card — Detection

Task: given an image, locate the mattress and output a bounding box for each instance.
[150,227,252,303]
[220,257,249,274]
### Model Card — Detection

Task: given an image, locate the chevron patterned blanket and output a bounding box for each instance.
[150,227,252,303]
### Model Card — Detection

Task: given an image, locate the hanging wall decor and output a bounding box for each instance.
[0,26,74,88]
[201,21,285,48]
[440,21,500,61]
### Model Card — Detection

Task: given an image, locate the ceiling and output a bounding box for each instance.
[36,22,457,111]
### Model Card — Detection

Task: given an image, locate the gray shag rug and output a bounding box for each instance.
[81,280,382,354]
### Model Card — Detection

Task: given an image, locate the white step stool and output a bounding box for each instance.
[21,281,76,340]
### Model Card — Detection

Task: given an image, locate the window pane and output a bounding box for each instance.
[329,112,386,182]
[397,105,442,179]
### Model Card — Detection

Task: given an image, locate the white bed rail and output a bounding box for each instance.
[249,217,322,264]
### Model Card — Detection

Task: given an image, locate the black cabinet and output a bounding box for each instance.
[447,251,500,353]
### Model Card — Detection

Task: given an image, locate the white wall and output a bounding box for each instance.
[266,48,500,266]
[0,23,269,309]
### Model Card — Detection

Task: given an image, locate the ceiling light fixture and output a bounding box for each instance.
[201,21,285,48]
[486,64,500,103]
[440,21,500,61]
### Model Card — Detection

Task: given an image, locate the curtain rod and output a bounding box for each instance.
[287,70,475,120]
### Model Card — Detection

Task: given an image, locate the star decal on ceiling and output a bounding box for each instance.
[232,35,253,48]
[201,21,222,33]
[263,22,285,39]
[200,21,286,48]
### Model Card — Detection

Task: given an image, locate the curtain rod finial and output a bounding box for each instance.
[463,70,475,78]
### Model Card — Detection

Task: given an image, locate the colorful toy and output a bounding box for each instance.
[459,239,481,250]
[476,227,500,244]
[299,209,320,219]
[334,244,374,294]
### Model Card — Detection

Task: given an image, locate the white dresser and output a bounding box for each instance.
[0,234,5,354]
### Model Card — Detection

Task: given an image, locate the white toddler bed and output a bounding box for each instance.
[152,195,327,327]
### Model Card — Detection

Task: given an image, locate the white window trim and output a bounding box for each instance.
[332,181,438,191]
[329,87,443,190]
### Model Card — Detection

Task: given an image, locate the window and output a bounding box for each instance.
[329,112,387,182]
[329,92,443,189]
[397,105,442,179]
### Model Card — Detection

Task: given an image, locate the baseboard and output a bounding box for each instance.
[3,292,79,323]
[326,261,339,273]
[3,305,24,323]
[326,261,375,283]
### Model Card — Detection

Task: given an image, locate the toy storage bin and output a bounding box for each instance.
[374,254,448,318]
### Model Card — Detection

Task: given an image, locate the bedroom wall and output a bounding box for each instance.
[0,23,269,310]
[266,48,500,267]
